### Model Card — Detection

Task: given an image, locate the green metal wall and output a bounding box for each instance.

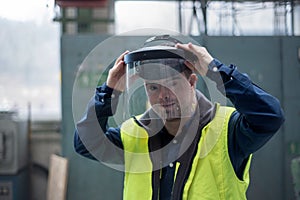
[61,35,123,200]
[61,35,300,200]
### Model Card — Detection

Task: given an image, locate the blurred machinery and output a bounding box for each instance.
[54,0,114,34]
[53,0,300,36]
[0,111,29,200]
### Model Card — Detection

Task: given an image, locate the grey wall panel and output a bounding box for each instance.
[61,35,124,200]
[282,37,300,200]
[202,36,283,98]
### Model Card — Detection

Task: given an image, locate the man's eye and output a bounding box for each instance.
[149,85,158,91]
[146,84,158,91]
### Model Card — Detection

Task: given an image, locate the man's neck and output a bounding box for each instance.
[164,118,189,136]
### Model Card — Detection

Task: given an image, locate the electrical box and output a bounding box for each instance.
[0,111,28,174]
[0,111,29,200]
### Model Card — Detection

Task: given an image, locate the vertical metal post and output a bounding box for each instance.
[201,0,207,35]
[27,102,32,200]
[178,0,183,34]
[291,0,295,36]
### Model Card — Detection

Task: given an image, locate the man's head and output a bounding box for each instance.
[124,35,198,120]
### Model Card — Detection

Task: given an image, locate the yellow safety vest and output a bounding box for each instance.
[121,105,252,200]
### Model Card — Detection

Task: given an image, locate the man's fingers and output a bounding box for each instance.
[115,50,130,64]
[116,60,125,70]
[187,42,197,52]
[113,50,129,73]
[176,42,197,53]
[175,43,188,51]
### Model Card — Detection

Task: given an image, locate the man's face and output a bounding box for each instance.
[144,73,197,120]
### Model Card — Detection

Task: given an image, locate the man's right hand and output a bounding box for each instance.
[106,50,129,92]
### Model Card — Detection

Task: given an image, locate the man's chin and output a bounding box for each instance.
[165,117,181,122]
[160,111,182,121]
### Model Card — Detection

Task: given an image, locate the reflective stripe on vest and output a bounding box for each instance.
[121,105,252,200]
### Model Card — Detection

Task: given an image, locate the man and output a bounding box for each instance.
[74,35,284,200]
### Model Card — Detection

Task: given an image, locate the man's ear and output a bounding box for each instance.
[189,74,198,88]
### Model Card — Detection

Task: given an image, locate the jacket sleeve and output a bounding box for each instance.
[206,59,285,178]
[74,83,124,164]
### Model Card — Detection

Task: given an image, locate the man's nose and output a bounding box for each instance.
[158,86,170,100]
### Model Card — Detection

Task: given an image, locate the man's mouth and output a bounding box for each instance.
[161,102,176,109]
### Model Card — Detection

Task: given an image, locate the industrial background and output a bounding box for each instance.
[0,0,300,200]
